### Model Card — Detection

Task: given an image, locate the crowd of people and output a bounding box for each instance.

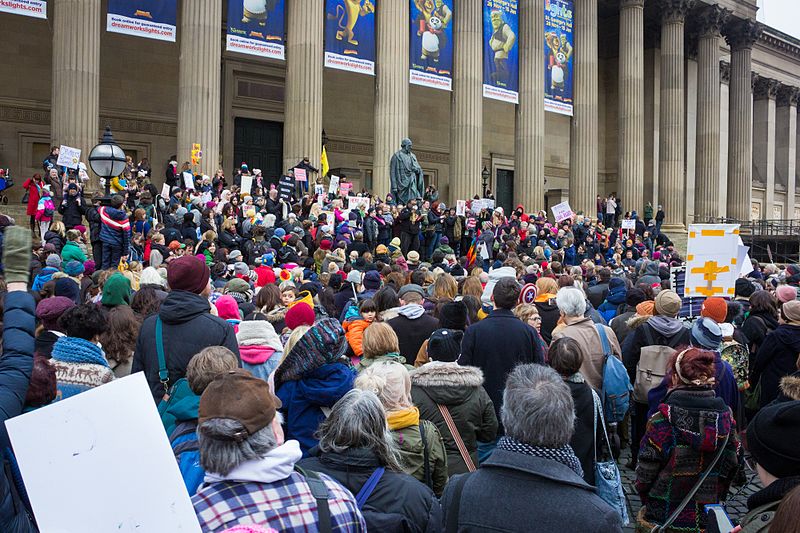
[1,158,800,532]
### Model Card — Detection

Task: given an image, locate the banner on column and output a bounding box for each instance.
[324,0,376,75]
[544,0,574,115]
[106,1,177,42]
[0,0,46,18]
[409,0,454,91]
[226,0,286,60]
[482,0,519,104]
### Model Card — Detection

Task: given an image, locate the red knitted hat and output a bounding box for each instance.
[285,302,315,330]
[700,297,727,324]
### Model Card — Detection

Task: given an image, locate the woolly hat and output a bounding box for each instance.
[83,260,96,277]
[63,260,84,277]
[654,289,681,317]
[700,297,728,324]
[363,270,382,290]
[518,283,538,305]
[101,273,132,307]
[36,296,76,331]
[398,284,425,300]
[285,302,316,330]
[224,277,254,304]
[439,301,468,331]
[274,318,346,389]
[781,300,800,325]
[389,237,401,249]
[254,266,275,288]
[319,239,333,251]
[375,244,388,255]
[215,295,241,321]
[346,270,362,285]
[625,287,647,308]
[54,278,80,304]
[274,227,286,238]
[407,251,420,264]
[227,250,243,262]
[636,301,655,316]
[427,329,464,363]
[776,285,797,304]
[746,400,800,478]
[233,262,250,277]
[168,255,210,294]
[46,254,62,268]
[690,316,723,351]
[140,266,166,287]
[735,278,756,298]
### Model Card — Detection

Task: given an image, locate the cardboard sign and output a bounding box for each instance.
[621,219,636,230]
[294,168,307,182]
[551,201,574,223]
[456,200,466,217]
[240,174,253,195]
[348,196,370,212]
[160,183,171,201]
[684,224,741,298]
[5,373,201,532]
[56,145,81,170]
[278,174,294,201]
[328,175,340,195]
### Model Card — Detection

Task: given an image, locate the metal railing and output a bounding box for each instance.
[690,217,800,237]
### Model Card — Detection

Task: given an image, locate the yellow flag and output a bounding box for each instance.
[320,145,330,177]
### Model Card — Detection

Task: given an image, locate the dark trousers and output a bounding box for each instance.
[92,241,103,264]
[400,231,419,257]
[101,243,123,269]
[629,400,650,468]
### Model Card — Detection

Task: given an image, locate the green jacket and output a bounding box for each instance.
[391,418,448,497]
[644,203,654,220]
[60,241,87,264]
[737,502,777,533]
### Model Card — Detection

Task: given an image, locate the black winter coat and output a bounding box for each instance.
[58,195,83,228]
[535,297,560,344]
[586,282,609,309]
[43,230,65,254]
[80,204,102,243]
[750,324,800,408]
[387,310,440,365]
[299,447,442,533]
[566,378,600,485]
[131,290,240,402]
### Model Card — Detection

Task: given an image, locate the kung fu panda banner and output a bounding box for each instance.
[226,0,286,60]
[482,0,519,104]
[409,0,454,91]
[106,1,177,42]
[324,0,376,75]
[0,0,46,19]
[544,0,574,116]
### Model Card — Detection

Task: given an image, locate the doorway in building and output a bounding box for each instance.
[234,118,283,187]
[496,168,514,215]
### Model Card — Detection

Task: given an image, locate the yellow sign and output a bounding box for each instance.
[191,143,202,165]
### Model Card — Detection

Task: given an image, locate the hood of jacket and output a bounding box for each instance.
[159,290,212,325]
[604,281,627,306]
[772,324,800,352]
[204,440,302,484]
[780,373,800,401]
[648,315,686,338]
[236,319,283,351]
[163,390,200,423]
[397,303,425,320]
[644,261,660,276]
[312,446,382,471]
[660,388,733,452]
[410,362,484,405]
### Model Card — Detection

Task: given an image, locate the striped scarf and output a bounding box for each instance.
[496,436,583,478]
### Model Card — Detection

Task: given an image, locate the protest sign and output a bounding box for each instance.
[684,224,740,298]
[340,181,352,196]
[57,145,81,170]
[183,173,195,190]
[160,183,171,201]
[329,175,340,195]
[240,174,253,195]
[621,219,635,230]
[456,200,466,217]
[294,168,307,182]
[551,200,573,223]
[315,184,325,196]
[6,373,201,532]
[348,196,370,212]
[471,198,495,213]
[279,174,294,201]
[317,193,326,207]
[737,237,754,276]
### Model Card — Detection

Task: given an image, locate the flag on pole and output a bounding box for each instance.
[320,145,330,178]
[466,236,478,269]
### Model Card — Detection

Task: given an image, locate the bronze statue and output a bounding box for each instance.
[389,138,424,204]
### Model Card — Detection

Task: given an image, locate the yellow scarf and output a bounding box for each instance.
[387,406,420,430]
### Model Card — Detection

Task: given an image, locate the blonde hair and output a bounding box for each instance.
[186,346,239,394]
[283,325,311,359]
[536,277,559,296]
[461,276,483,299]
[362,322,400,359]
[513,303,540,323]
[49,221,66,238]
[433,273,458,300]
[354,361,412,412]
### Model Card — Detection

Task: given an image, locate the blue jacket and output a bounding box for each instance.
[163,390,204,496]
[276,362,356,456]
[597,281,627,323]
[98,206,131,251]
[31,266,59,291]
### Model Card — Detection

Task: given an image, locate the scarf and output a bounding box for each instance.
[51,337,109,367]
[387,406,420,431]
[397,303,425,320]
[204,440,302,485]
[496,436,583,478]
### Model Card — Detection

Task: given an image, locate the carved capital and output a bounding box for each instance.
[753,76,781,100]
[719,61,731,84]
[619,0,645,8]
[724,18,762,51]
[777,84,800,107]
[695,4,731,38]
[659,0,695,24]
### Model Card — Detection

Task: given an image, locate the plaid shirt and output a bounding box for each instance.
[192,471,366,532]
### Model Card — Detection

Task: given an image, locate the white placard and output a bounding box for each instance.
[684,224,741,298]
[551,201,574,223]
[328,175,340,195]
[56,145,81,170]
[160,183,171,201]
[294,168,307,182]
[348,196,370,212]
[315,184,325,196]
[471,199,495,213]
[456,200,466,217]
[738,238,754,276]
[240,174,253,195]
[479,242,490,260]
[6,373,201,532]
[183,172,195,190]
[621,219,636,230]
[317,194,326,208]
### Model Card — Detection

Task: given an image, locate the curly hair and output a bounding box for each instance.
[130,286,163,318]
[99,306,141,366]
[58,304,107,340]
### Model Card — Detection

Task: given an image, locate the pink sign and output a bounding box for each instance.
[294,168,307,182]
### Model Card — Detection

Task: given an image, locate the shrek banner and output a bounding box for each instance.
[0,0,46,19]
[482,0,519,104]
[107,1,176,42]
[544,0,574,115]
[409,0,454,91]
[226,0,285,60]
[324,0,376,75]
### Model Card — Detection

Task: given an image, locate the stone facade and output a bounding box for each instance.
[1,0,800,223]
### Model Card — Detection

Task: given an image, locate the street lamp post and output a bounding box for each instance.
[481,166,489,198]
[88,126,126,198]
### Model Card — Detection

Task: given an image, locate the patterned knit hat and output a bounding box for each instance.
[274,318,346,389]
[690,317,723,351]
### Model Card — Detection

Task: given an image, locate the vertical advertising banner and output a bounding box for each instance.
[107,1,177,42]
[226,0,286,60]
[544,0,574,115]
[482,0,519,104]
[409,0,454,91]
[0,0,46,19]
[324,0,376,75]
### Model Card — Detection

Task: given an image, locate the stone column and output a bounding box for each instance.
[515,0,544,210]
[569,0,598,217]
[177,0,222,176]
[694,6,729,221]
[776,86,799,218]
[450,0,483,201]
[753,76,780,218]
[51,0,100,177]
[719,61,731,216]
[643,23,661,208]
[284,0,323,173]
[685,38,698,227]
[724,18,761,221]
[657,0,693,230]
[374,0,409,198]
[617,0,645,214]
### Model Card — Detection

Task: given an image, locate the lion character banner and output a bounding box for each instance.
[226,0,286,60]
[544,0,574,116]
[324,0,377,76]
[482,0,519,104]
[409,0,454,91]
[106,0,177,42]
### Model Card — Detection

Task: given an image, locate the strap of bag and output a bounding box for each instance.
[354,467,385,509]
[419,421,433,489]
[437,403,477,472]
[643,323,656,347]
[294,466,332,533]
[591,389,613,462]
[651,432,731,533]
[594,323,612,358]
[155,317,169,396]
[445,473,470,533]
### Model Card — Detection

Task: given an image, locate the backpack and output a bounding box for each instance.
[633,324,683,403]
[595,323,632,424]
[720,340,750,391]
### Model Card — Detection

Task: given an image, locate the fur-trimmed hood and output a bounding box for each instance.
[411,362,485,406]
[779,374,800,401]
[626,313,651,330]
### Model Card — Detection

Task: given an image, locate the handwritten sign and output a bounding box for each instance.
[339,181,352,196]
[471,199,495,213]
[621,219,636,230]
[183,172,195,190]
[56,145,81,170]
[294,168,307,182]
[328,175,340,195]
[160,183,171,201]
[240,174,253,195]
[315,184,325,196]
[551,201,574,223]
[348,196,370,212]
[456,200,466,217]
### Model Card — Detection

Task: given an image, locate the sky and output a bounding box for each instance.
[757,0,800,40]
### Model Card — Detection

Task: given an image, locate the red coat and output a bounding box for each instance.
[22,178,42,216]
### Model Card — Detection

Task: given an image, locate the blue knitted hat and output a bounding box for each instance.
[63,260,85,277]
[690,317,722,351]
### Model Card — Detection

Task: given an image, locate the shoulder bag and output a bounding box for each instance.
[437,403,477,472]
[591,389,630,526]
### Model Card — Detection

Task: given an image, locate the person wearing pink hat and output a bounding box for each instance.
[776,284,797,305]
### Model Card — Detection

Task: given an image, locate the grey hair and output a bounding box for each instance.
[354,361,413,412]
[501,364,575,448]
[198,412,284,476]
[316,389,403,472]
[556,286,587,317]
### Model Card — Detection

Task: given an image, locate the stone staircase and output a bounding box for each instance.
[664,229,688,257]
[1,204,30,225]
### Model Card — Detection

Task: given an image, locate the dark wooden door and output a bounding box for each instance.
[496,168,514,215]
[233,118,283,187]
